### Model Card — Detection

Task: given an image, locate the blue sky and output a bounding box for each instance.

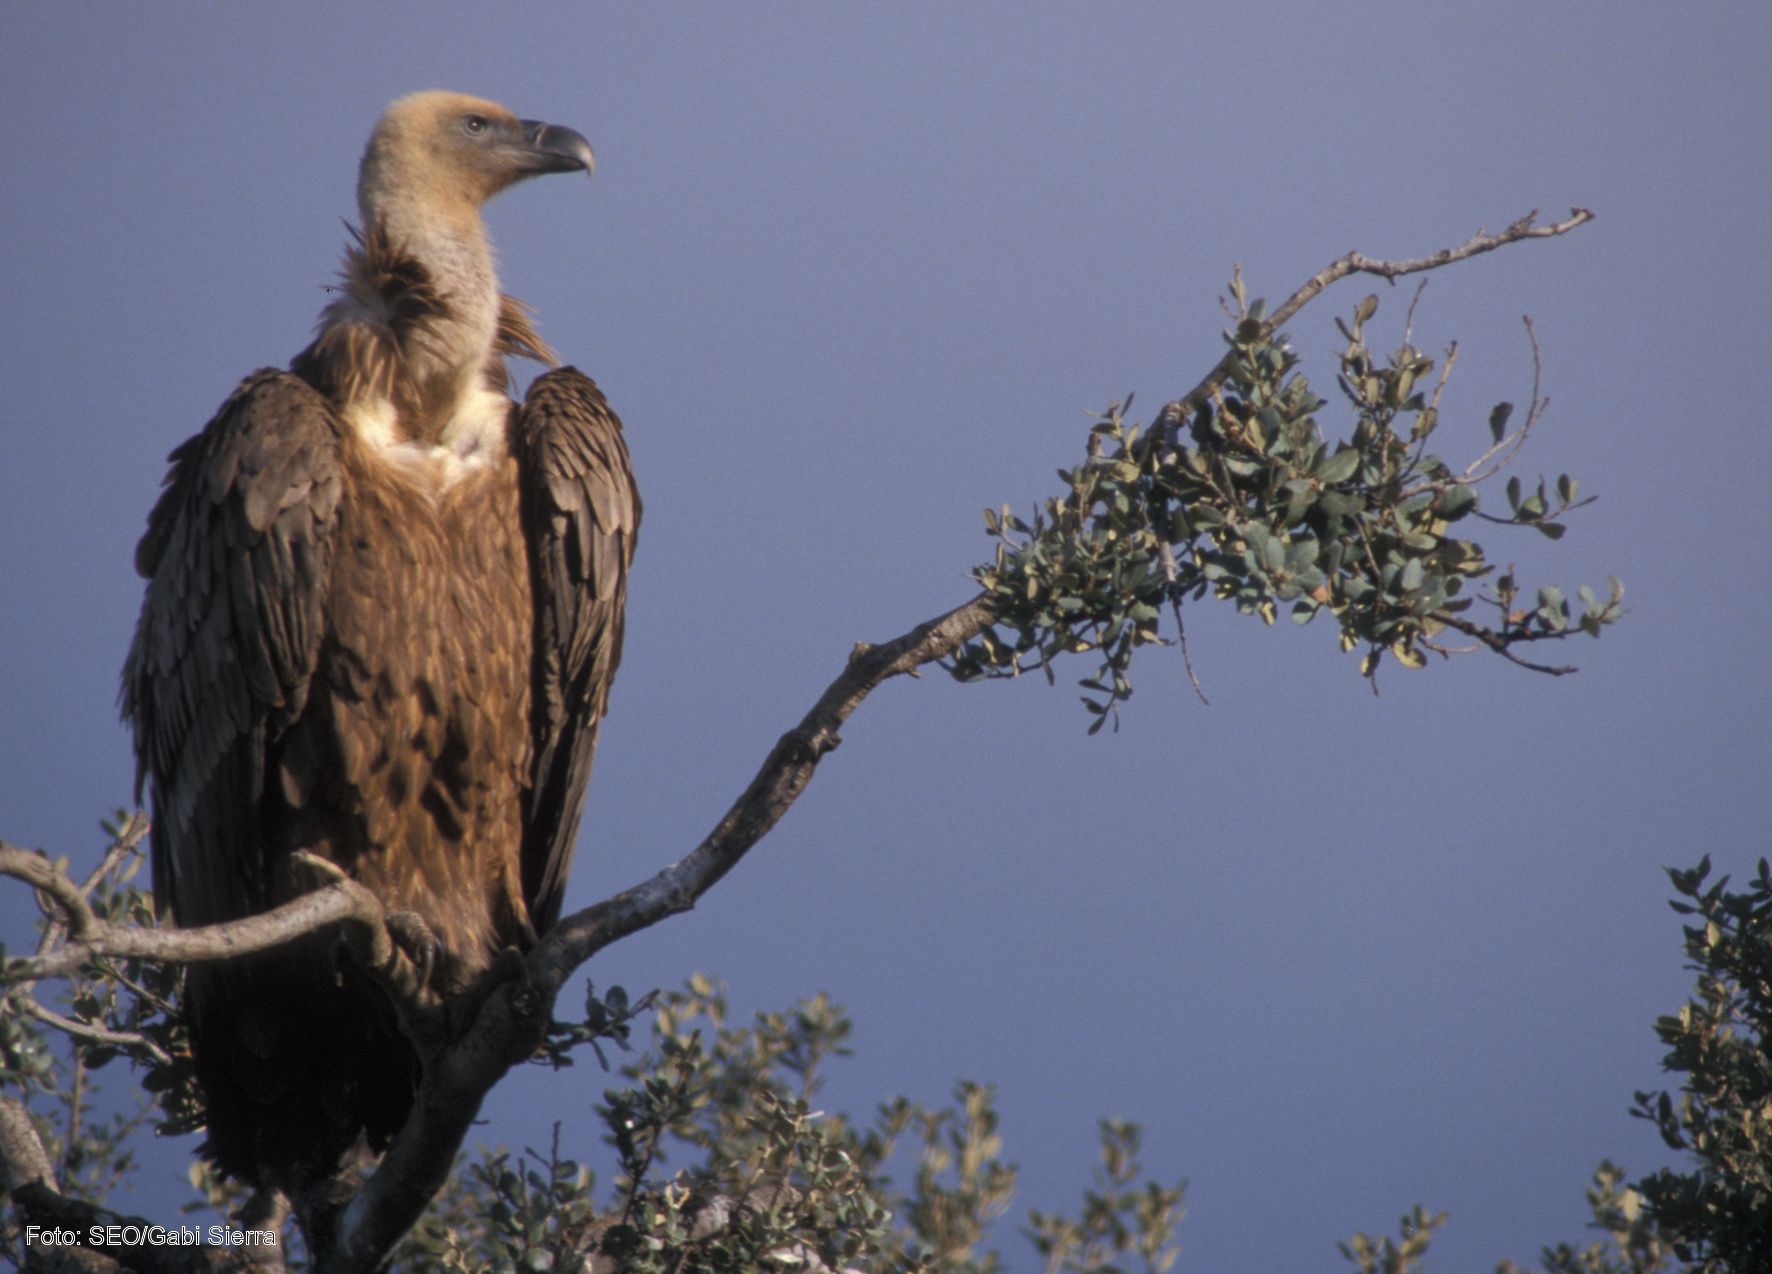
[3,4,1769,1269]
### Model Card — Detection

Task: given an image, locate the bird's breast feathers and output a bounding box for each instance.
[342,381,513,493]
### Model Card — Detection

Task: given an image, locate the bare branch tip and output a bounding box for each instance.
[291,849,348,884]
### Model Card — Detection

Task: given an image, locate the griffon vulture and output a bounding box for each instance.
[122,91,639,1192]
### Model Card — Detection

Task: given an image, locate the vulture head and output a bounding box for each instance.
[358,90,595,233]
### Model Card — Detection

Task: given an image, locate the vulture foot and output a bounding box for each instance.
[386,910,440,987]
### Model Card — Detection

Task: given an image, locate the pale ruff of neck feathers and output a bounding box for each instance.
[336,172,513,490]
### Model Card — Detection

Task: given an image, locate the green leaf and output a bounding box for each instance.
[1355,294,1378,324]
[1261,532,1286,573]
[1489,402,1513,442]
[1317,447,1361,485]
[1283,538,1319,573]
[1436,484,1477,521]
[1281,481,1316,525]
[1317,491,1364,519]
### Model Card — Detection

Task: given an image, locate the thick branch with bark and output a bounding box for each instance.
[2,209,1597,1274]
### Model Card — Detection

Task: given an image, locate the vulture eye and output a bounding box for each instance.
[461,114,489,137]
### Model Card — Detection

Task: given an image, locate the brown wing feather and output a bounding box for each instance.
[514,366,639,934]
[123,370,343,926]
[121,371,378,1185]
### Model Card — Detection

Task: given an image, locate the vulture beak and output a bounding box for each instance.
[517,119,596,177]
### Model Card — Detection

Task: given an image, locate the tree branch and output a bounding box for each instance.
[324,963,555,1273]
[488,208,1601,1136]
[0,846,407,987]
[1148,208,1593,443]
[2,1095,277,1272]
[7,206,1596,1274]
[1273,207,1595,328]
[22,999,175,1069]
[317,593,1002,1271]
[1432,612,1580,675]
[539,592,1000,982]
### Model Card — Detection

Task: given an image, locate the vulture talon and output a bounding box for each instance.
[386,910,440,987]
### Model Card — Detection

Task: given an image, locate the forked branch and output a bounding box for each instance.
[1,843,413,991]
